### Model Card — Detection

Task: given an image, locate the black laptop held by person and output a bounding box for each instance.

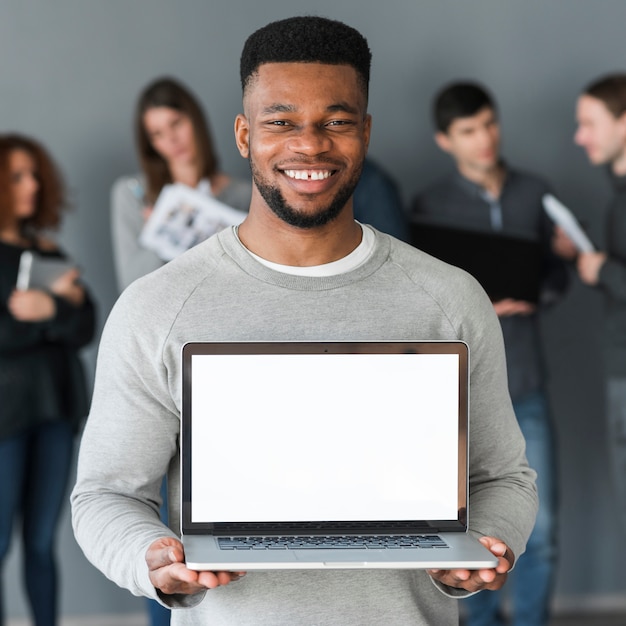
[411,222,543,303]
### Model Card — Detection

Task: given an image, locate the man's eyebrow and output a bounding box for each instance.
[260,102,360,115]
[327,102,359,114]
[261,104,297,114]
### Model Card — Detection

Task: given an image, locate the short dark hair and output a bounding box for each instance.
[240,16,371,100]
[583,73,626,119]
[135,76,219,204]
[433,82,497,133]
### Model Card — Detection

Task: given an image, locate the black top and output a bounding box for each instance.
[0,240,96,438]
[598,170,626,376]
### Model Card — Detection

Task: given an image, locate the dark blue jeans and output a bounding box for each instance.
[0,421,74,626]
[462,389,558,626]
[606,378,626,535]
[148,594,171,626]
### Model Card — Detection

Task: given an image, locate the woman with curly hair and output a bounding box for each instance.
[0,134,95,626]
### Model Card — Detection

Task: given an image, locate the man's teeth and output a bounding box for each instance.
[284,170,332,180]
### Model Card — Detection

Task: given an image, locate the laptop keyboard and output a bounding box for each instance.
[218,534,449,550]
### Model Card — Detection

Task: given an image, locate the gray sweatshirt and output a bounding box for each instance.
[71,227,537,625]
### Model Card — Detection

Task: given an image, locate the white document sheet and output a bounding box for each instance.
[542,193,595,253]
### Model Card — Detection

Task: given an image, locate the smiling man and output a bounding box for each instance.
[71,17,537,626]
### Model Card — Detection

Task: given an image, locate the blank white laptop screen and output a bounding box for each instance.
[189,350,459,525]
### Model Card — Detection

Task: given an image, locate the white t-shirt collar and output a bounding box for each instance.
[235,222,376,277]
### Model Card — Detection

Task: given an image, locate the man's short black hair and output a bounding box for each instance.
[433,82,497,133]
[583,73,626,119]
[240,16,371,99]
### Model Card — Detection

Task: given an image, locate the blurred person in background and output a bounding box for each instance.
[0,133,96,626]
[353,157,409,241]
[411,82,572,626]
[573,72,626,535]
[110,77,251,626]
[111,76,252,292]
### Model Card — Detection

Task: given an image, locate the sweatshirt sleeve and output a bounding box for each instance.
[463,278,538,551]
[110,176,164,292]
[429,270,539,598]
[70,284,183,601]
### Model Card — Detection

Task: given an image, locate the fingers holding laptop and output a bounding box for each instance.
[146,537,246,595]
[427,536,514,592]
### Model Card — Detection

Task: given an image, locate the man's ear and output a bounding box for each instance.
[617,111,626,144]
[234,114,250,159]
[434,131,451,154]
[363,113,372,150]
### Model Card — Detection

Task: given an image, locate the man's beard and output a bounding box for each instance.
[249,159,363,229]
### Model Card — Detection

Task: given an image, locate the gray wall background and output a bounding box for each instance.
[2,0,625,619]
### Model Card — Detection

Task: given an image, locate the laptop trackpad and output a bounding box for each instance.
[294,549,368,564]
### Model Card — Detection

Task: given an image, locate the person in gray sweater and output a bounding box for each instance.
[111,76,252,292]
[71,16,538,626]
[110,76,253,626]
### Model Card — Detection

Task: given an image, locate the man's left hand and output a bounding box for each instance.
[427,536,514,593]
[577,251,607,286]
[552,226,579,260]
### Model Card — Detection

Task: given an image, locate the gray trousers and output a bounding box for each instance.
[607,377,626,534]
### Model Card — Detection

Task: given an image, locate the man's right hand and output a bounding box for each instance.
[492,298,536,317]
[146,537,246,596]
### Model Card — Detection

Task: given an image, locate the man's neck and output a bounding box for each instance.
[457,162,505,198]
[237,199,362,267]
[612,149,626,177]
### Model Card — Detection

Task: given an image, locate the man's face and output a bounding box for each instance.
[435,106,500,174]
[235,62,371,229]
[575,94,626,166]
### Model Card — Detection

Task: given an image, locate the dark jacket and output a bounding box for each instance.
[0,240,96,438]
[598,171,626,377]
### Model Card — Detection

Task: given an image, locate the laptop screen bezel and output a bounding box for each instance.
[181,340,469,535]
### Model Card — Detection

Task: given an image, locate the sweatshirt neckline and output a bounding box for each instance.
[217,226,390,291]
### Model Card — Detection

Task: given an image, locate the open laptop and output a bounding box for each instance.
[181,340,498,571]
[411,222,542,303]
